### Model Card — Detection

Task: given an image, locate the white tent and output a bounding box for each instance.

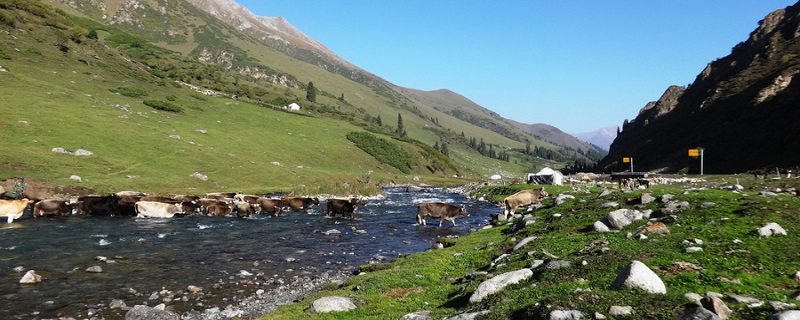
[285,102,301,111]
[526,167,564,185]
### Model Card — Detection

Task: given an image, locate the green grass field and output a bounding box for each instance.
[261,177,800,319]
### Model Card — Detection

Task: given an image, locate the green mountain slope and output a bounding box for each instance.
[0,1,589,194]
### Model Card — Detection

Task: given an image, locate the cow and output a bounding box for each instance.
[135,201,185,218]
[255,197,283,215]
[33,199,74,218]
[206,203,233,216]
[326,198,366,218]
[0,199,35,223]
[197,198,231,214]
[115,194,143,216]
[206,192,237,200]
[75,195,119,216]
[416,202,469,227]
[234,194,260,204]
[233,200,256,218]
[281,196,319,210]
[502,187,548,219]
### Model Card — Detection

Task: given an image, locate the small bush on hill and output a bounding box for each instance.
[346,131,416,173]
[110,87,148,98]
[143,99,183,113]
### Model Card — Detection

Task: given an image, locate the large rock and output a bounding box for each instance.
[309,296,356,313]
[611,260,666,294]
[124,305,180,320]
[469,268,533,303]
[606,209,643,229]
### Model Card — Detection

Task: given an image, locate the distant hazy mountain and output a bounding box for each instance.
[508,121,607,162]
[574,126,618,151]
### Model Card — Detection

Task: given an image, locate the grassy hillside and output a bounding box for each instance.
[263,176,800,319]
[0,1,475,194]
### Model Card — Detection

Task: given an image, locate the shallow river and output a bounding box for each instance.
[0,187,497,319]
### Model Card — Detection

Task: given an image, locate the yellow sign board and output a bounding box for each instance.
[622,157,630,163]
[688,149,699,157]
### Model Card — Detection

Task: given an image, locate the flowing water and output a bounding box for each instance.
[0,187,497,319]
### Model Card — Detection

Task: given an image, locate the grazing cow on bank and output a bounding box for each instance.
[326,198,366,218]
[281,196,319,210]
[33,199,74,218]
[75,195,119,216]
[135,201,185,218]
[0,199,35,223]
[502,187,548,219]
[256,197,283,215]
[416,202,469,227]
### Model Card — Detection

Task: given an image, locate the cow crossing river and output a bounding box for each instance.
[0,187,497,319]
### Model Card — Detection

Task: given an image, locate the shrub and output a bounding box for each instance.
[346,131,416,173]
[143,99,183,113]
[110,87,149,98]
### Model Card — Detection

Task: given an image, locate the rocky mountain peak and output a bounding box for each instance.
[750,9,786,42]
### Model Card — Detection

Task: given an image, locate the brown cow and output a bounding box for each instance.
[206,203,233,216]
[326,198,366,218]
[416,202,469,227]
[75,195,119,216]
[233,200,256,218]
[281,196,319,210]
[33,199,74,218]
[115,194,143,216]
[206,192,237,200]
[256,197,283,215]
[502,187,548,218]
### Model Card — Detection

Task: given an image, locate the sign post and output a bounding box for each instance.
[688,148,704,175]
[622,157,633,172]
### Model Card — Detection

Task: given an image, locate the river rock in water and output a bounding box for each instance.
[19,270,42,284]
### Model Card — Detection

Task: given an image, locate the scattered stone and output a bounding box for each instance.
[758,223,787,236]
[531,260,545,269]
[555,194,575,205]
[399,310,433,320]
[794,271,800,282]
[513,236,538,251]
[125,305,179,320]
[187,285,202,293]
[686,247,703,253]
[195,129,207,134]
[685,292,704,305]
[728,294,764,307]
[678,306,722,320]
[701,202,717,209]
[12,266,25,273]
[549,310,585,319]
[324,229,341,235]
[661,201,691,214]
[469,268,533,303]
[593,220,611,232]
[760,191,779,197]
[607,209,643,229]
[190,172,208,181]
[598,189,615,198]
[309,296,356,313]
[431,243,444,250]
[609,306,633,316]
[701,297,732,319]
[74,148,93,156]
[769,310,800,320]
[441,310,489,320]
[19,270,42,284]
[109,299,127,309]
[770,301,797,311]
[545,260,572,270]
[641,193,656,204]
[602,201,619,208]
[169,134,181,139]
[86,266,103,273]
[594,312,607,319]
[611,260,666,294]
[69,175,82,182]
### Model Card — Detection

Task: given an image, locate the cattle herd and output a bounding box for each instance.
[0,189,486,227]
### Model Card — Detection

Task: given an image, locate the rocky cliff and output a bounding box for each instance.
[599,2,800,173]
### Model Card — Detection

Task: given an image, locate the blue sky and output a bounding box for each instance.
[237,1,796,134]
